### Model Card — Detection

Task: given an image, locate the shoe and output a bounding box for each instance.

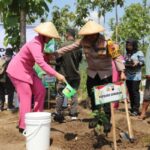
[69,113,78,121]
[7,106,17,110]
[147,120,150,124]
[129,108,133,113]
[71,116,78,120]
[130,111,139,116]
[19,128,24,134]
[53,113,64,123]
[89,118,98,128]
[138,115,146,120]
[103,123,112,134]
[0,107,4,112]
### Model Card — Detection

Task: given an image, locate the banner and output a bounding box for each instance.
[94,81,127,105]
[43,75,56,83]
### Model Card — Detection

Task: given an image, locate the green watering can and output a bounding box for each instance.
[62,82,76,99]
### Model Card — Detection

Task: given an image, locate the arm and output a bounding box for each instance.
[145,46,150,76]
[55,40,81,57]
[132,51,145,67]
[29,42,66,82]
[113,56,126,81]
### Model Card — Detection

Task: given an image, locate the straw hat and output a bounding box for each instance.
[78,20,105,35]
[34,22,60,39]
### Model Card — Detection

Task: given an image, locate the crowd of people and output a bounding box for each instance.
[0,20,149,135]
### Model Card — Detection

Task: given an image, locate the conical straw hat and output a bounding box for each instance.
[78,20,105,35]
[34,22,60,39]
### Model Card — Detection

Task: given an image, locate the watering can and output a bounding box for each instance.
[62,82,76,99]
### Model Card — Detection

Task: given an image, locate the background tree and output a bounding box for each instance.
[51,5,75,40]
[0,0,52,51]
[109,1,150,53]
[74,0,124,32]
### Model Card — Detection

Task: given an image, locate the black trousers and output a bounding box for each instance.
[0,82,5,109]
[0,76,15,109]
[55,79,80,115]
[126,80,141,112]
[86,74,112,120]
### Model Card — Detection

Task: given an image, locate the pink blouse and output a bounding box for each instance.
[7,35,57,84]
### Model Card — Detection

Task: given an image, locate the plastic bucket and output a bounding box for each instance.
[23,112,51,150]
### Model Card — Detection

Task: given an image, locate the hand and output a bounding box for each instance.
[97,50,107,58]
[55,72,66,83]
[120,71,126,81]
[146,75,150,80]
[132,60,139,67]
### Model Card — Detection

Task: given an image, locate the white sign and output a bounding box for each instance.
[43,75,56,83]
[94,82,127,105]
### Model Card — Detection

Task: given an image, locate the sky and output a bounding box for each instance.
[47,0,143,37]
[0,0,144,48]
[48,0,143,23]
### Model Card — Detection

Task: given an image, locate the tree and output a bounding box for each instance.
[109,1,150,51]
[51,5,75,39]
[74,0,124,28]
[0,0,52,50]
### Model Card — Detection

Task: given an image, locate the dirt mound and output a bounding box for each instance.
[0,102,150,150]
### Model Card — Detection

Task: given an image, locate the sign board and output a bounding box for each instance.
[94,81,126,105]
[43,75,56,83]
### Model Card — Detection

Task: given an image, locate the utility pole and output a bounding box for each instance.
[115,0,118,42]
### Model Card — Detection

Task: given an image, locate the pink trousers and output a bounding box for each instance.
[112,60,120,109]
[9,75,46,129]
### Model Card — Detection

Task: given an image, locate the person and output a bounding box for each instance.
[124,39,144,116]
[53,28,82,122]
[53,20,126,134]
[0,48,16,112]
[6,22,66,133]
[139,44,150,120]
[112,54,125,109]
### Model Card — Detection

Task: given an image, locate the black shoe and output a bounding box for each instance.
[0,107,4,112]
[103,123,112,134]
[7,106,18,112]
[130,111,139,116]
[89,118,99,128]
[129,108,133,113]
[19,128,24,134]
[69,113,78,120]
[53,113,64,123]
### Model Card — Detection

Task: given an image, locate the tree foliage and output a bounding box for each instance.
[74,0,124,27]
[0,0,52,50]
[51,5,75,38]
[109,1,150,50]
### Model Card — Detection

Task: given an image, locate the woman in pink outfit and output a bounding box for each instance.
[6,22,66,133]
[112,45,125,109]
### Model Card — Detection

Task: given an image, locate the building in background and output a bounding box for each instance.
[0,23,37,49]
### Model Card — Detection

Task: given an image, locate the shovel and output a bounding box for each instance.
[121,99,134,143]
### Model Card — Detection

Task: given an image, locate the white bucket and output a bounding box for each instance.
[23,112,51,150]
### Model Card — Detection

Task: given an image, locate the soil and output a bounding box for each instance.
[0,100,150,150]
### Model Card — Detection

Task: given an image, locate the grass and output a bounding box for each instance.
[78,59,88,100]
